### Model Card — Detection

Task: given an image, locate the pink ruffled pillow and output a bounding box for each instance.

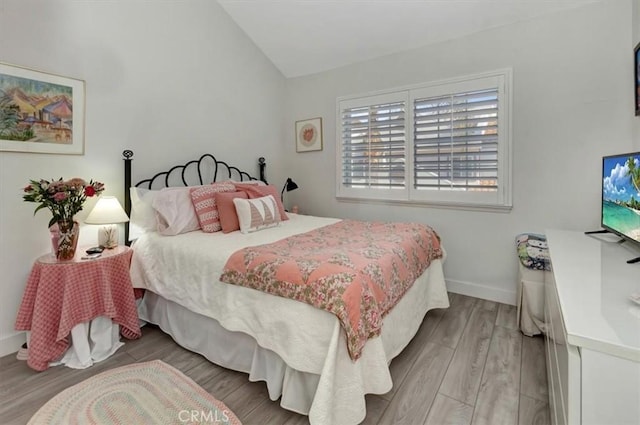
[232,183,289,221]
[189,182,236,232]
[215,191,249,233]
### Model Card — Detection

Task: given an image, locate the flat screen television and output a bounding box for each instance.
[600,151,640,256]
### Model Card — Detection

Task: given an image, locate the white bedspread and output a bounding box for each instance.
[129,214,449,424]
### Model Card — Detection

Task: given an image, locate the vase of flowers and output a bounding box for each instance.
[48,219,80,260]
[23,177,105,260]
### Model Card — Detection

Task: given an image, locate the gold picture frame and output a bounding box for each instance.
[295,117,323,152]
[0,62,85,154]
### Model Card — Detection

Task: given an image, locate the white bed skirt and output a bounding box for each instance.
[136,258,449,425]
[139,291,321,413]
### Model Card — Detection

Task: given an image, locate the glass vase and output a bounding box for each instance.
[49,220,80,261]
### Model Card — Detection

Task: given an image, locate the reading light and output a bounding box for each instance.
[85,196,130,248]
[280,178,299,202]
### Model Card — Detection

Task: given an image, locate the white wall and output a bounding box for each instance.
[0,0,286,356]
[284,1,635,304]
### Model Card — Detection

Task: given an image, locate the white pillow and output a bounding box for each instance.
[129,187,159,240]
[152,186,203,236]
[233,195,281,234]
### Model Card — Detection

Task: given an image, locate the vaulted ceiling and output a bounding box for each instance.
[218,0,601,78]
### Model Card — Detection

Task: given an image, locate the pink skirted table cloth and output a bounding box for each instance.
[15,246,141,371]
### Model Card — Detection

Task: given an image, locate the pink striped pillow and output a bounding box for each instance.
[189,182,236,232]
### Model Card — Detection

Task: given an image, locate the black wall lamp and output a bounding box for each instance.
[281,178,299,202]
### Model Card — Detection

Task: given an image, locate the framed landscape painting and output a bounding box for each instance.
[0,62,85,154]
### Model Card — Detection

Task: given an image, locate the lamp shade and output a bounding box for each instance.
[85,196,129,224]
[285,178,298,192]
[281,178,299,202]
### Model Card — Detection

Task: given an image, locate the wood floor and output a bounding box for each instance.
[0,293,550,425]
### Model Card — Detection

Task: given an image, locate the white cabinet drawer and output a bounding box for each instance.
[582,349,640,425]
[545,265,580,425]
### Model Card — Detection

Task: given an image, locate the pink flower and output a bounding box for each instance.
[66,178,86,188]
[23,176,105,228]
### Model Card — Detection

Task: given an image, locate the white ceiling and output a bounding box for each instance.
[217,0,600,78]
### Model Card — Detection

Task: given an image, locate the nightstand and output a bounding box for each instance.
[15,245,141,371]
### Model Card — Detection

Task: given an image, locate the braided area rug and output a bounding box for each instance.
[28,360,242,425]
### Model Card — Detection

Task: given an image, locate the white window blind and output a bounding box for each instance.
[341,100,406,189]
[413,88,499,192]
[337,70,511,209]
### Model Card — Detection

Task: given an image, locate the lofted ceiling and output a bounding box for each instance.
[217,0,601,78]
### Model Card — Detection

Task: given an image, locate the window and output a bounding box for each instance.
[340,92,408,201]
[337,70,512,210]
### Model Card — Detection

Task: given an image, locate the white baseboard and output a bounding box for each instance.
[0,332,26,358]
[446,278,516,306]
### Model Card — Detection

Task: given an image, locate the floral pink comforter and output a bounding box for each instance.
[220,220,443,360]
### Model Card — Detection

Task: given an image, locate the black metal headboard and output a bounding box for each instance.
[122,150,267,243]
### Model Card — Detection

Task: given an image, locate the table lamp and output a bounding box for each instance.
[85,196,130,248]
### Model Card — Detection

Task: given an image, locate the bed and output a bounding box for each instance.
[122,150,450,425]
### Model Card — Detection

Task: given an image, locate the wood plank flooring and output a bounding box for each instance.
[0,293,550,425]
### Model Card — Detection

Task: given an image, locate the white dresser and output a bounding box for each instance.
[544,230,640,425]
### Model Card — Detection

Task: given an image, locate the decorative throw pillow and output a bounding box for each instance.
[232,183,289,221]
[189,182,236,233]
[233,195,281,234]
[215,191,249,233]
[152,186,204,236]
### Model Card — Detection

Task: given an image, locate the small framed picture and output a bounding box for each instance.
[295,117,323,152]
[633,43,640,116]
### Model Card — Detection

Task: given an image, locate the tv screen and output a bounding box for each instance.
[602,151,640,244]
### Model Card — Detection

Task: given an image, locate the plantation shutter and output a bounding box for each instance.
[341,98,406,189]
[413,87,499,192]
